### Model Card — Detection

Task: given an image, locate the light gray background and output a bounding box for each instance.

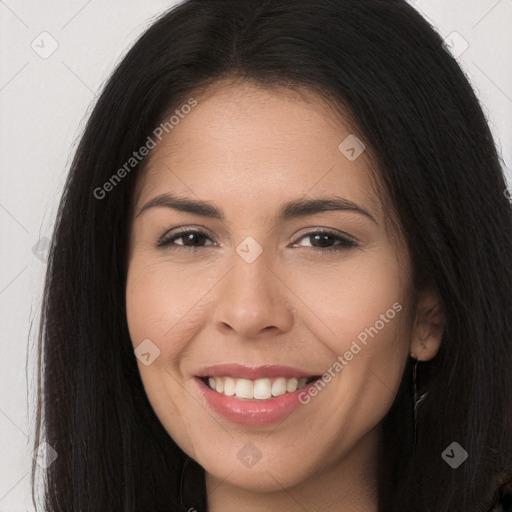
[0,1,511,510]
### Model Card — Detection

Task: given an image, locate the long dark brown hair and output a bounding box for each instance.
[31,0,512,510]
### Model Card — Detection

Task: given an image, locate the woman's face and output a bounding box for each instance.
[126,81,423,493]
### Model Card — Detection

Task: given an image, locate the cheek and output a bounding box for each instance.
[125,257,215,350]
[290,249,412,420]
[125,258,209,453]
[290,249,410,351]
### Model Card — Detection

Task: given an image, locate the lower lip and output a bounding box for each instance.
[195,377,318,426]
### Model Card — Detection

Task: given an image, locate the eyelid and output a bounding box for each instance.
[157,225,359,251]
[156,226,218,247]
[290,227,358,246]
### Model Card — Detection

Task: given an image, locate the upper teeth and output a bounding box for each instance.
[207,376,308,400]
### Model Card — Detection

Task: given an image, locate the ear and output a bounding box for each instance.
[410,284,445,362]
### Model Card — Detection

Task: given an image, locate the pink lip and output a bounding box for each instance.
[194,365,322,426]
[195,363,319,380]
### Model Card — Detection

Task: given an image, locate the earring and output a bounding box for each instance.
[411,353,428,449]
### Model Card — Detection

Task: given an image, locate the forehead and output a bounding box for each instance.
[136,81,382,221]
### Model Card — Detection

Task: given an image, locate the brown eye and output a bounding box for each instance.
[157,229,216,250]
[292,230,358,253]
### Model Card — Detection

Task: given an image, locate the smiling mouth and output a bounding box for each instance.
[199,375,321,400]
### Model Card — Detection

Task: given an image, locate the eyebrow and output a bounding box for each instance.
[136,192,377,224]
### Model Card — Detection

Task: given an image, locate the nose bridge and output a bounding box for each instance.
[213,239,294,336]
[229,242,277,306]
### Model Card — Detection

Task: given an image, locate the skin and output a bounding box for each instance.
[125,80,445,512]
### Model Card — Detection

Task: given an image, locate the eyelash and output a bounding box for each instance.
[156,228,358,253]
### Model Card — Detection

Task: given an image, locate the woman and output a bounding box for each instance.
[31,0,512,510]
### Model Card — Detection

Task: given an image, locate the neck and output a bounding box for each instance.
[205,425,381,512]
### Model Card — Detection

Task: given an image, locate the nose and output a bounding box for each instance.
[212,246,295,340]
